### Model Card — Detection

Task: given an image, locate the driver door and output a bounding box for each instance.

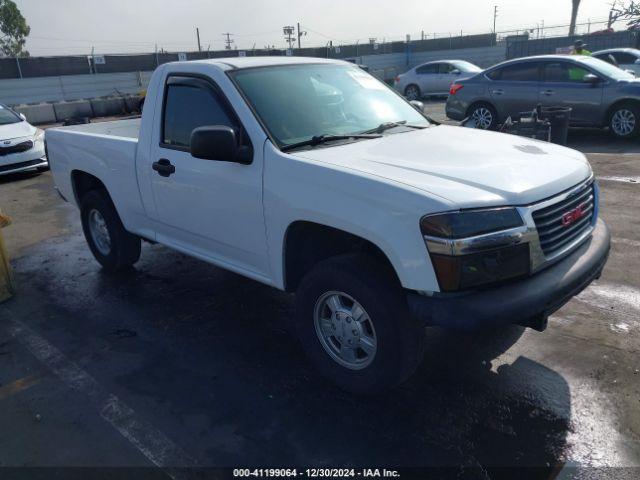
[147,75,269,277]
[540,60,604,125]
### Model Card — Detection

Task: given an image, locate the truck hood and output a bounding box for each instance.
[292,125,591,208]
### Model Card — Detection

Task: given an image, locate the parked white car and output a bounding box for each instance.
[394,60,482,100]
[46,57,609,393]
[592,48,640,75]
[0,104,47,176]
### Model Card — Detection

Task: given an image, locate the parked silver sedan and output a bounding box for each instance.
[592,48,640,75]
[0,104,47,176]
[394,60,482,100]
[446,54,640,138]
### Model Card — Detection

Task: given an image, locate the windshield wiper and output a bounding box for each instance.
[361,120,428,134]
[281,133,381,152]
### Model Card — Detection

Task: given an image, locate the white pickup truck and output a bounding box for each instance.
[47,57,610,393]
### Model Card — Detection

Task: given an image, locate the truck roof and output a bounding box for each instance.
[189,56,348,70]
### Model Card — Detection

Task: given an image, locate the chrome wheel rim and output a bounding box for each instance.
[88,209,111,256]
[405,86,419,101]
[313,291,377,370]
[611,109,636,136]
[472,107,493,129]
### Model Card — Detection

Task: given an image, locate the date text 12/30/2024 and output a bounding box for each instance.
[233,469,401,478]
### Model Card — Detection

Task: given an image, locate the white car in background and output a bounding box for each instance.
[592,48,640,75]
[394,60,482,100]
[0,104,47,176]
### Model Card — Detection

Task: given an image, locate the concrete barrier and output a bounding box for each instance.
[90,97,126,117]
[53,100,93,121]
[13,103,57,125]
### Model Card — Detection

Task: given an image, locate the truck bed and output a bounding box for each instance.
[55,118,140,140]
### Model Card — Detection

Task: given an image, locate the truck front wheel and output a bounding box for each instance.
[295,254,426,394]
[80,190,141,272]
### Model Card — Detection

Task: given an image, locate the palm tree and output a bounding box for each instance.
[569,0,582,36]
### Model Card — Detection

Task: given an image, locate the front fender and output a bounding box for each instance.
[263,143,448,292]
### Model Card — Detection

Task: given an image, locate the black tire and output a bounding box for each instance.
[467,102,499,130]
[404,84,421,101]
[80,190,141,272]
[295,254,426,394]
[608,102,640,139]
[138,98,145,113]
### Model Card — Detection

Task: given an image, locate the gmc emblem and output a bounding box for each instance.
[562,204,587,227]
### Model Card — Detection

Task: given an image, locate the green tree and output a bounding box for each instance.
[0,0,30,57]
[610,1,640,30]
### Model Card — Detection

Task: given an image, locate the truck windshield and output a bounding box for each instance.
[0,106,21,126]
[230,63,429,149]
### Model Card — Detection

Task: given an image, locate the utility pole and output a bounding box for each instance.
[196,28,201,52]
[283,25,295,49]
[493,5,498,33]
[296,23,307,48]
[223,33,234,50]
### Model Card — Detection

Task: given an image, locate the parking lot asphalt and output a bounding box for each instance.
[0,118,639,478]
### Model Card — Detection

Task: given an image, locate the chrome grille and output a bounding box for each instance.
[532,182,595,256]
[0,140,33,156]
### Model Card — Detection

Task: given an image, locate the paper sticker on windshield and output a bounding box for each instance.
[348,70,385,90]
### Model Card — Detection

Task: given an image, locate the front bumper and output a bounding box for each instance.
[407,218,610,331]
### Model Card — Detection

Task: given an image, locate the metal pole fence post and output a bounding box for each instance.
[15,57,22,79]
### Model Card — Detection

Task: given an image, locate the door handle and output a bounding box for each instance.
[152,159,175,177]
[491,89,504,95]
[541,89,555,96]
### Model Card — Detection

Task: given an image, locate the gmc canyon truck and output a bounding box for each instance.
[47,57,610,393]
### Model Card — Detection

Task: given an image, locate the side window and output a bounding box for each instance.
[543,62,590,83]
[438,63,455,74]
[162,82,236,148]
[593,53,614,65]
[416,64,438,75]
[612,52,638,64]
[488,62,540,82]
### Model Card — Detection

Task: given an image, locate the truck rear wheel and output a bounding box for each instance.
[295,254,426,394]
[80,190,141,272]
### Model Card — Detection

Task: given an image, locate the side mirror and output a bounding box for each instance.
[409,100,424,112]
[450,69,461,75]
[19,113,26,121]
[583,73,600,85]
[190,126,252,164]
[626,69,637,77]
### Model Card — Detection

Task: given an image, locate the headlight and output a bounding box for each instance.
[34,129,45,142]
[421,208,530,292]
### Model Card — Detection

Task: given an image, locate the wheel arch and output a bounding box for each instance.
[603,98,640,126]
[70,170,110,206]
[465,99,499,120]
[282,221,401,293]
[404,83,421,97]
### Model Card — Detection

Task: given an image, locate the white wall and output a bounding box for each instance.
[0,45,506,106]
[0,71,152,106]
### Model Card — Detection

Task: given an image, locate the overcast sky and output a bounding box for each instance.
[16,0,615,56]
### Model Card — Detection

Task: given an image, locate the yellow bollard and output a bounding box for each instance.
[0,210,13,303]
